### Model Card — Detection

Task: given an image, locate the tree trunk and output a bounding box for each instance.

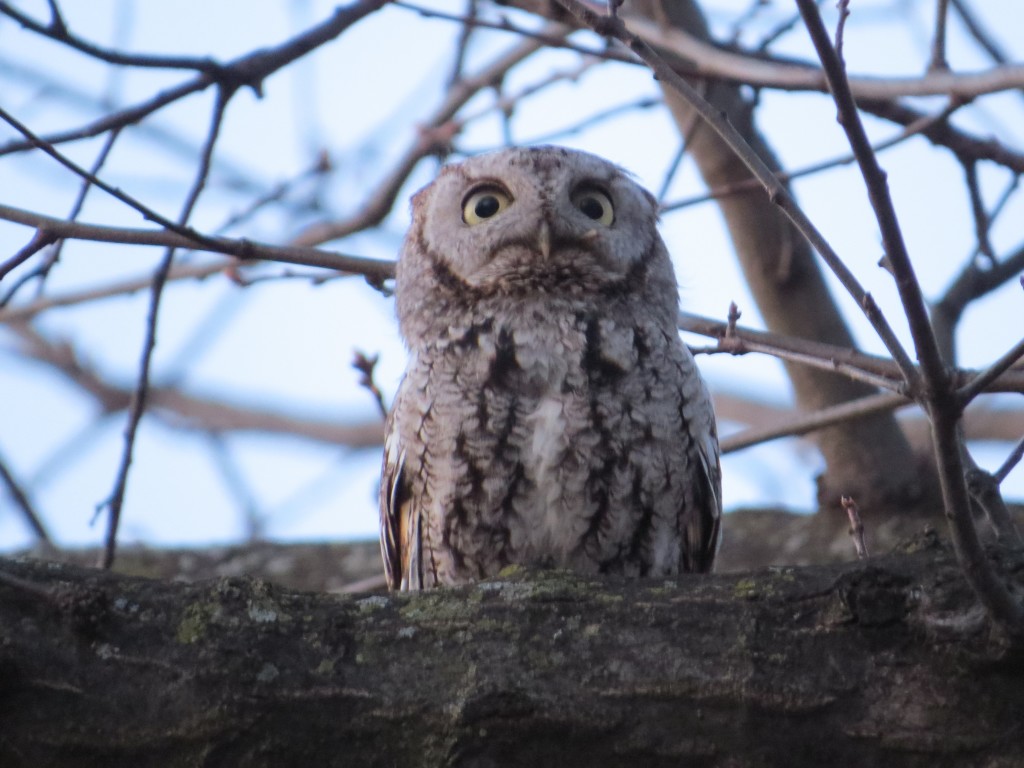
[1,542,1021,767]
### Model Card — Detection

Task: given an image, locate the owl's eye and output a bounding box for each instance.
[462,186,512,225]
[571,187,614,226]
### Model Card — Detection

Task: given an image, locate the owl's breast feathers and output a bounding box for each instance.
[381,306,722,588]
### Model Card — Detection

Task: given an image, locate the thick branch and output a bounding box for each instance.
[1,548,1022,766]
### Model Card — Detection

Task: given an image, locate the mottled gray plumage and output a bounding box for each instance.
[380,146,721,590]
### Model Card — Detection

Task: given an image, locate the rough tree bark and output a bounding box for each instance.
[1,538,1022,767]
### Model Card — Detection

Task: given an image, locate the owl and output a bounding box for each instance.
[380,146,721,590]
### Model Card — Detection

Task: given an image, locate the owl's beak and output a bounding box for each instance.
[537,221,552,259]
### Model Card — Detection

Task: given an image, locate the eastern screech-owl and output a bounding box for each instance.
[380,146,721,590]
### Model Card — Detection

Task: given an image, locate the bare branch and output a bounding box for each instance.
[0,450,53,546]
[0,2,230,75]
[617,7,1024,99]
[995,436,1024,485]
[950,0,1015,69]
[1,128,122,306]
[958,335,1024,407]
[961,160,996,263]
[662,100,962,213]
[0,203,396,286]
[796,0,1024,638]
[679,312,1024,396]
[720,393,909,454]
[0,231,57,282]
[0,104,223,246]
[933,235,1024,364]
[394,1,631,63]
[99,87,232,570]
[8,323,384,447]
[929,0,952,72]
[0,0,388,158]
[352,351,389,421]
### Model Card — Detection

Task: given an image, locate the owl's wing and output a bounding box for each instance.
[689,428,723,573]
[681,378,724,573]
[379,413,423,591]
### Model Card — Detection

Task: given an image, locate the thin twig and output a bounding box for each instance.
[662,100,961,213]
[720,392,909,454]
[524,96,660,146]
[833,0,850,63]
[0,103,222,247]
[0,0,388,158]
[858,97,1024,174]
[0,0,229,74]
[0,203,395,286]
[932,186,1022,362]
[393,1,634,64]
[958,335,1024,407]
[841,496,869,560]
[0,231,57,282]
[701,326,904,394]
[44,0,66,33]
[352,351,389,420]
[929,0,951,72]
[447,0,476,86]
[0,450,53,545]
[961,160,995,263]
[950,0,1012,67]
[99,87,232,570]
[680,312,894,382]
[0,260,235,324]
[679,311,1024,395]
[1,129,122,306]
[995,435,1024,484]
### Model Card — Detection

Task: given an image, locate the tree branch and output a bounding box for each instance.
[796,0,1024,638]
[0,204,395,286]
[0,0,388,157]
[1,549,1022,765]
[0,451,52,546]
[616,5,1024,99]
[98,87,232,569]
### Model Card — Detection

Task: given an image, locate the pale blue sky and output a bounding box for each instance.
[1,0,1022,549]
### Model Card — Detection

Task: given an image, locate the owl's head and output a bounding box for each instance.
[397,146,679,330]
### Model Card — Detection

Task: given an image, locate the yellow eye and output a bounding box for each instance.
[462,186,512,225]
[572,187,614,226]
